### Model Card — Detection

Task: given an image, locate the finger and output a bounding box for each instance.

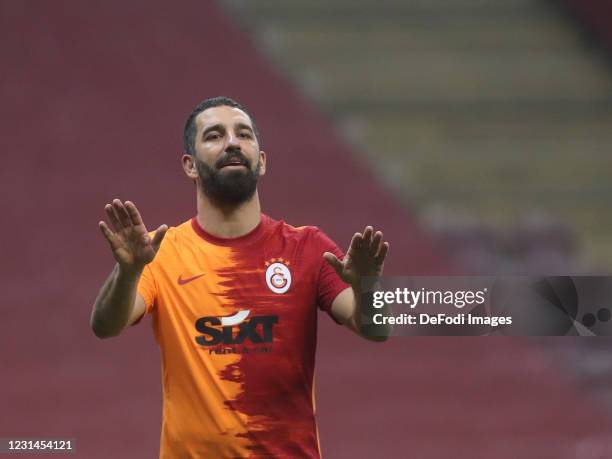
[362,226,373,246]
[99,221,120,250]
[113,199,132,228]
[152,224,168,251]
[370,231,383,255]
[349,232,363,251]
[375,242,390,264]
[125,201,144,226]
[323,252,343,275]
[105,203,122,232]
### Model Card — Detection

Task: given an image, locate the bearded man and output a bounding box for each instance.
[91,96,390,458]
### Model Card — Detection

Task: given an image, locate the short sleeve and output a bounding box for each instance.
[314,229,349,322]
[135,263,157,320]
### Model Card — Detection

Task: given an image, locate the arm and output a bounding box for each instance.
[90,199,167,339]
[90,264,147,338]
[324,226,391,341]
[329,286,391,342]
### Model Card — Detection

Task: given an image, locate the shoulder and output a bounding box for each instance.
[146,219,193,262]
[265,215,340,249]
[164,219,193,241]
[266,214,315,238]
[146,219,192,241]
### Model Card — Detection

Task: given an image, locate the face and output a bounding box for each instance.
[184,105,266,207]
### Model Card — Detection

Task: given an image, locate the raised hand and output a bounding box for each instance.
[323,226,389,286]
[98,199,168,271]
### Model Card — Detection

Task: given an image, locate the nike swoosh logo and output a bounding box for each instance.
[177,273,205,285]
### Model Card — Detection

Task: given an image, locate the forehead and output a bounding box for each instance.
[195,105,254,131]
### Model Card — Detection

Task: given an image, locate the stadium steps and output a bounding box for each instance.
[221,0,612,267]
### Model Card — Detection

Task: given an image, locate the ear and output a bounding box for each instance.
[182,153,198,180]
[258,151,267,177]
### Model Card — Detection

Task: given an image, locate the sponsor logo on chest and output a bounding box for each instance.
[193,257,294,355]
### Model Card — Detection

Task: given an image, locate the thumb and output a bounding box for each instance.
[323,252,343,275]
[152,224,168,251]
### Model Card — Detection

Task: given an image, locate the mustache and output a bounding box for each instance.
[215,149,251,169]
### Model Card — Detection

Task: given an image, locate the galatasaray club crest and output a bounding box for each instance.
[265,258,291,294]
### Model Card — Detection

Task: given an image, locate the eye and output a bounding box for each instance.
[206,132,222,141]
[239,131,253,139]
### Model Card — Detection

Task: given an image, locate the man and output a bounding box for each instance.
[91,96,389,458]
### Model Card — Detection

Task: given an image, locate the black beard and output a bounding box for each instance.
[195,150,261,208]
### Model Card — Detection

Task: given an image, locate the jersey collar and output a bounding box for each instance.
[190,214,271,247]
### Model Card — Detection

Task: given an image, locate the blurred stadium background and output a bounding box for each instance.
[2,0,612,457]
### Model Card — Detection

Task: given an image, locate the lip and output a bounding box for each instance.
[220,163,247,169]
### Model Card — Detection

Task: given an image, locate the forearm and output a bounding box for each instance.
[352,282,392,341]
[90,264,142,338]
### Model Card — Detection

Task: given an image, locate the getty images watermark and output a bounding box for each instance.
[359,277,612,337]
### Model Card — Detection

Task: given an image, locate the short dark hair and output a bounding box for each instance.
[183,96,260,156]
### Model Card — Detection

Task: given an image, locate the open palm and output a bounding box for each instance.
[99,199,167,270]
[324,226,389,286]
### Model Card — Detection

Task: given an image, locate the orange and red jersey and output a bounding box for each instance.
[136,214,347,458]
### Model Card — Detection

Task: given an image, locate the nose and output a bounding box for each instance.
[226,132,241,150]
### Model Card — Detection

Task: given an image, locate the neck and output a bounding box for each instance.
[196,188,262,239]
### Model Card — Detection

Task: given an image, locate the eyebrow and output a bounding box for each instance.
[201,122,254,138]
[235,123,254,134]
[201,124,224,138]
